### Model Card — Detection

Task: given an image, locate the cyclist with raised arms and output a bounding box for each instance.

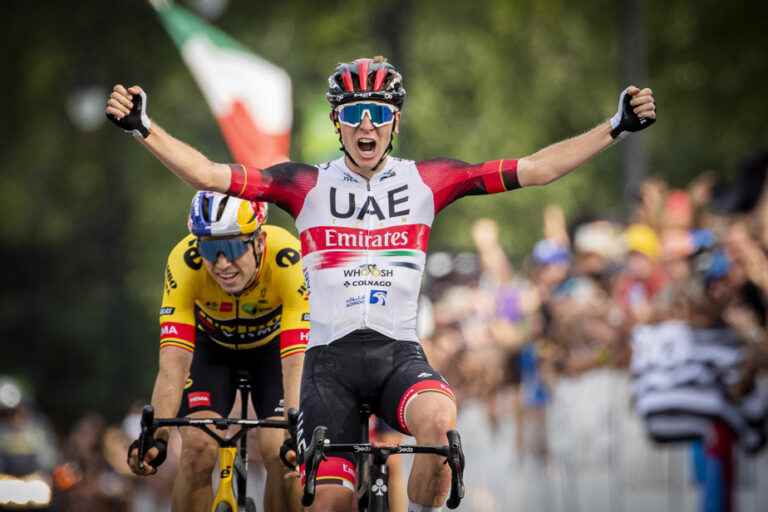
[107,56,656,512]
[126,192,308,512]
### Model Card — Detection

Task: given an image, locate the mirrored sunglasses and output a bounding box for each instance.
[198,236,254,263]
[336,102,396,128]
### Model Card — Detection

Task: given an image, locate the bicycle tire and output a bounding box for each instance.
[245,497,257,512]
[214,503,233,512]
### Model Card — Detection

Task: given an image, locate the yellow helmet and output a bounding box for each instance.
[188,191,267,238]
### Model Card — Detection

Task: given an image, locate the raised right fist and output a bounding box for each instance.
[105,84,151,138]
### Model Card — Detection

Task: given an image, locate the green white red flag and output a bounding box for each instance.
[152,1,291,168]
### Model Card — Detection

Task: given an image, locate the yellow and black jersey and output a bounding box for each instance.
[159,225,310,358]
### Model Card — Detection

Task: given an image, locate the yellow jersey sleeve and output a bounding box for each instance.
[158,235,202,353]
[265,226,310,358]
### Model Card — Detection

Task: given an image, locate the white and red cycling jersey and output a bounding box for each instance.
[228,156,520,348]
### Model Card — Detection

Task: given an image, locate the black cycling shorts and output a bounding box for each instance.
[298,330,455,481]
[178,334,284,419]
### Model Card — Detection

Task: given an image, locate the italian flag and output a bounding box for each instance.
[152,1,291,169]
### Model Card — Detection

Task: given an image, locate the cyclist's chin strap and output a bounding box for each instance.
[376,129,396,169]
[233,238,264,297]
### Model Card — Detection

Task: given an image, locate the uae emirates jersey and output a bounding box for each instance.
[227,156,520,348]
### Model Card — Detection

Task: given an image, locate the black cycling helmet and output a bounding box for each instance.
[326,57,406,109]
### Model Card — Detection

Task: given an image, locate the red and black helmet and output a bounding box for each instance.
[326,57,406,109]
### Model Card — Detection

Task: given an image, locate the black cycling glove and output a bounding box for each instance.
[279,436,298,470]
[609,87,655,140]
[128,436,168,470]
[106,89,152,138]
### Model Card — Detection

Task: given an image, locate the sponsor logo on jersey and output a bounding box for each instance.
[417,372,433,378]
[159,307,175,316]
[300,225,429,256]
[276,247,301,267]
[183,239,203,270]
[297,284,309,299]
[301,312,310,322]
[369,290,388,306]
[342,264,394,278]
[242,302,274,315]
[160,322,195,341]
[327,228,409,248]
[342,173,359,183]
[344,279,392,288]
[346,295,366,307]
[165,265,178,292]
[220,302,233,312]
[184,378,193,389]
[160,324,179,336]
[188,391,211,408]
[205,301,219,310]
[329,184,410,220]
[379,169,396,181]
[196,307,282,343]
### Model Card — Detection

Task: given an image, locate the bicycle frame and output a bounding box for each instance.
[138,373,290,512]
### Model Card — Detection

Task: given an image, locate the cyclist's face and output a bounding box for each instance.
[337,105,400,173]
[202,233,265,294]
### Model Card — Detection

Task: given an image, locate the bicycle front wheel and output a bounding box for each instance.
[244,497,257,512]
[214,503,234,512]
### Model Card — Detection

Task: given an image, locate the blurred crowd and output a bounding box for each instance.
[0,382,182,511]
[2,152,767,511]
[417,151,768,509]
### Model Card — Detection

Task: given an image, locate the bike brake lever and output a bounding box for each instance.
[301,426,328,507]
[138,405,156,471]
[445,430,465,510]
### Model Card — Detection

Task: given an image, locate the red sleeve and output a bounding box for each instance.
[228,162,319,218]
[416,158,520,213]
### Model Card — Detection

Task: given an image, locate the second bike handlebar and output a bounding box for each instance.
[301,426,466,509]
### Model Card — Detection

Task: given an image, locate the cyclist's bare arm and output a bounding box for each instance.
[106,84,231,191]
[280,353,304,417]
[127,346,192,475]
[150,346,193,441]
[517,85,655,187]
[142,122,231,191]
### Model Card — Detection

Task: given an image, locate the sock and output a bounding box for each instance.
[408,501,443,512]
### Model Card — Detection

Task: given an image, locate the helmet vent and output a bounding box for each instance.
[216,196,229,221]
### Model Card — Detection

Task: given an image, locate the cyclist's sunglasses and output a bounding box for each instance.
[198,235,256,263]
[336,102,397,128]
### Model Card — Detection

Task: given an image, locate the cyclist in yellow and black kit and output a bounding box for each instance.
[127,191,308,512]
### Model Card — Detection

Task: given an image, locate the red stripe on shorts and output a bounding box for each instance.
[300,456,356,489]
[396,379,455,435]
